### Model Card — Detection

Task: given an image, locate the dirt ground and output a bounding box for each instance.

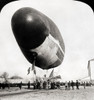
[0,86,94,100]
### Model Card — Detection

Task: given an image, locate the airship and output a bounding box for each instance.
[0,0,65,70]
[11,7,65,69]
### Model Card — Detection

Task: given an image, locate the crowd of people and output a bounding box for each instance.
[65,80,80,90]
[32,79,60,89]
[0,79,61,90]
[26,79,91,90]
[64,80,93,90]
[0,79,92,90]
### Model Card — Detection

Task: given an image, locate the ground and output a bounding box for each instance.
[0,86,94,100]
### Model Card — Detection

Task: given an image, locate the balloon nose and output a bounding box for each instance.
[11,7,49,49]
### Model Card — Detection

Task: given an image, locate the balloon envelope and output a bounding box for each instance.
[11,7,65,69]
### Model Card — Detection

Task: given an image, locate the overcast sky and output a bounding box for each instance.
[0,0,94,81]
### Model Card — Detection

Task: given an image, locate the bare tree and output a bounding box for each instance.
[1,72,9,83]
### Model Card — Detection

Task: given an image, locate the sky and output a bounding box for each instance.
[0,0,94,81]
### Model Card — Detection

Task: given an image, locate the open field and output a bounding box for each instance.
[0,86,94,100]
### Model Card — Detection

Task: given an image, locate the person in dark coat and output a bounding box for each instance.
[51,81,55,89]
[19,81,22,89]
[43,81,47,89]
[27,81,30,89]
[65,81,68,90]
[71,80,74,90]
[33,81,36,89]
[37,81,41,89]
[76,80,80,89]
